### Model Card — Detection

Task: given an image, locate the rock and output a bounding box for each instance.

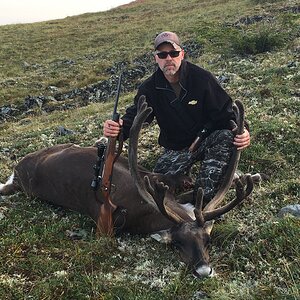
[57,126,74,136]
[217,74,230,84]
[0,207,8,220]
[192,290,210,299]
[278,5,300,14]
[0,105,19,120]
[1,106,14,115]
[278,204,300,218]
[0,211,5,220]
[24,95,48,109]
[66,228,88,240]
[184,40,204,58]
[47,85,59,93]
[287,61,297,68]
[23,61,30,68]
[133,52,156,73]
[235,14,274,27]
[18,118,32,125]
[106,61,129,74]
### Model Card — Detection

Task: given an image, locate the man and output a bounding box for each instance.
[103,31,250,203]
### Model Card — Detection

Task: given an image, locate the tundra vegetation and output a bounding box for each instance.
[0,0,299,299]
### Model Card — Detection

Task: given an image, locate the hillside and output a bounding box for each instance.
[0,0,299,299]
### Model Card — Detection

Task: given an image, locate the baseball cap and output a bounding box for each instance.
[154,31,181,50]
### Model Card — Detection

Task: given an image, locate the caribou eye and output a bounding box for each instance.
[172,240,182,248]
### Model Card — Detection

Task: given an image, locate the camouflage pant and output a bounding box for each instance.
[153,129,234,204]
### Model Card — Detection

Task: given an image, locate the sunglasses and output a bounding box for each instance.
[156,50,181,59]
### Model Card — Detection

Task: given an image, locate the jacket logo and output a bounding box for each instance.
[188,100,198,105]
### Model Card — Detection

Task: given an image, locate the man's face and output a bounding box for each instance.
[155,43,184,78]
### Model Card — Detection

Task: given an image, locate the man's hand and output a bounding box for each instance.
[103,119,123,137]
[233,128,250,150]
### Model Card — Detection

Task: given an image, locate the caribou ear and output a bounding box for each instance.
[150,230,172,244]
[203,220,214,235]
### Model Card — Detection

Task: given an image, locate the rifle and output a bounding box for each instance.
[96,73,123,236]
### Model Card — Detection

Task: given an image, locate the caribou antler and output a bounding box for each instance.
[203,100,245,212]
[194,188,205,226]
[128,95,158,208]
[203,175,253,221]
[194,100,255,230]
[193,175,253,235]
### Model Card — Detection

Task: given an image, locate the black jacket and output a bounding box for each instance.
[122,60,237,150]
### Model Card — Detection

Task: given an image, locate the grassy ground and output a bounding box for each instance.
[0,0,299,299]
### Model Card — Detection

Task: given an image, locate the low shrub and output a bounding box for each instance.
[230,27,284,55]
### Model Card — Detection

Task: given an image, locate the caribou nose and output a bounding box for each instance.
[193,265,214,278]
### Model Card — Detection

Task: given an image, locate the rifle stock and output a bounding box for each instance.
[97,136,118,235]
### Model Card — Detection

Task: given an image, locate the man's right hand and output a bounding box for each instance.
[103,119,123,137]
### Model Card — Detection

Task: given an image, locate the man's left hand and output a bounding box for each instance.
[233,129,250,150]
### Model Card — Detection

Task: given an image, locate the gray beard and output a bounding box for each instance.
[163,68,177,76]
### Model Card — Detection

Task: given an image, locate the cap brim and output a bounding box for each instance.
[155,40,180,50]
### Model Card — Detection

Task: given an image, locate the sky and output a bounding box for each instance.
[0,0,133,25]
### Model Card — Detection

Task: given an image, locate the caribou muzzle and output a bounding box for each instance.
[193,265,214,278]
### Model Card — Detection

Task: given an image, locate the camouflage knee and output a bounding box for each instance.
[193,130,234,204]
[153,149,192,175]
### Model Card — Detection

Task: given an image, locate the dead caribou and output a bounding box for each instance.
[0,96,253,278]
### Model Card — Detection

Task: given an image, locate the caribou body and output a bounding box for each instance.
[0,96,253,278]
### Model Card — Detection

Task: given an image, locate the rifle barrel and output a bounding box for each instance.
[112,73,122,120]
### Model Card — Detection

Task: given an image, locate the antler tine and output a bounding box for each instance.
[203,100,245,212]
[245,174,254,198]
[144,175,169,213]
[203,176,253,222]
[234,100,245,135]
[194,188,205,226]
[128,96,157,207]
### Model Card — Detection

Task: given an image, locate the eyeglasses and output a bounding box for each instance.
[156,50,181,59]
